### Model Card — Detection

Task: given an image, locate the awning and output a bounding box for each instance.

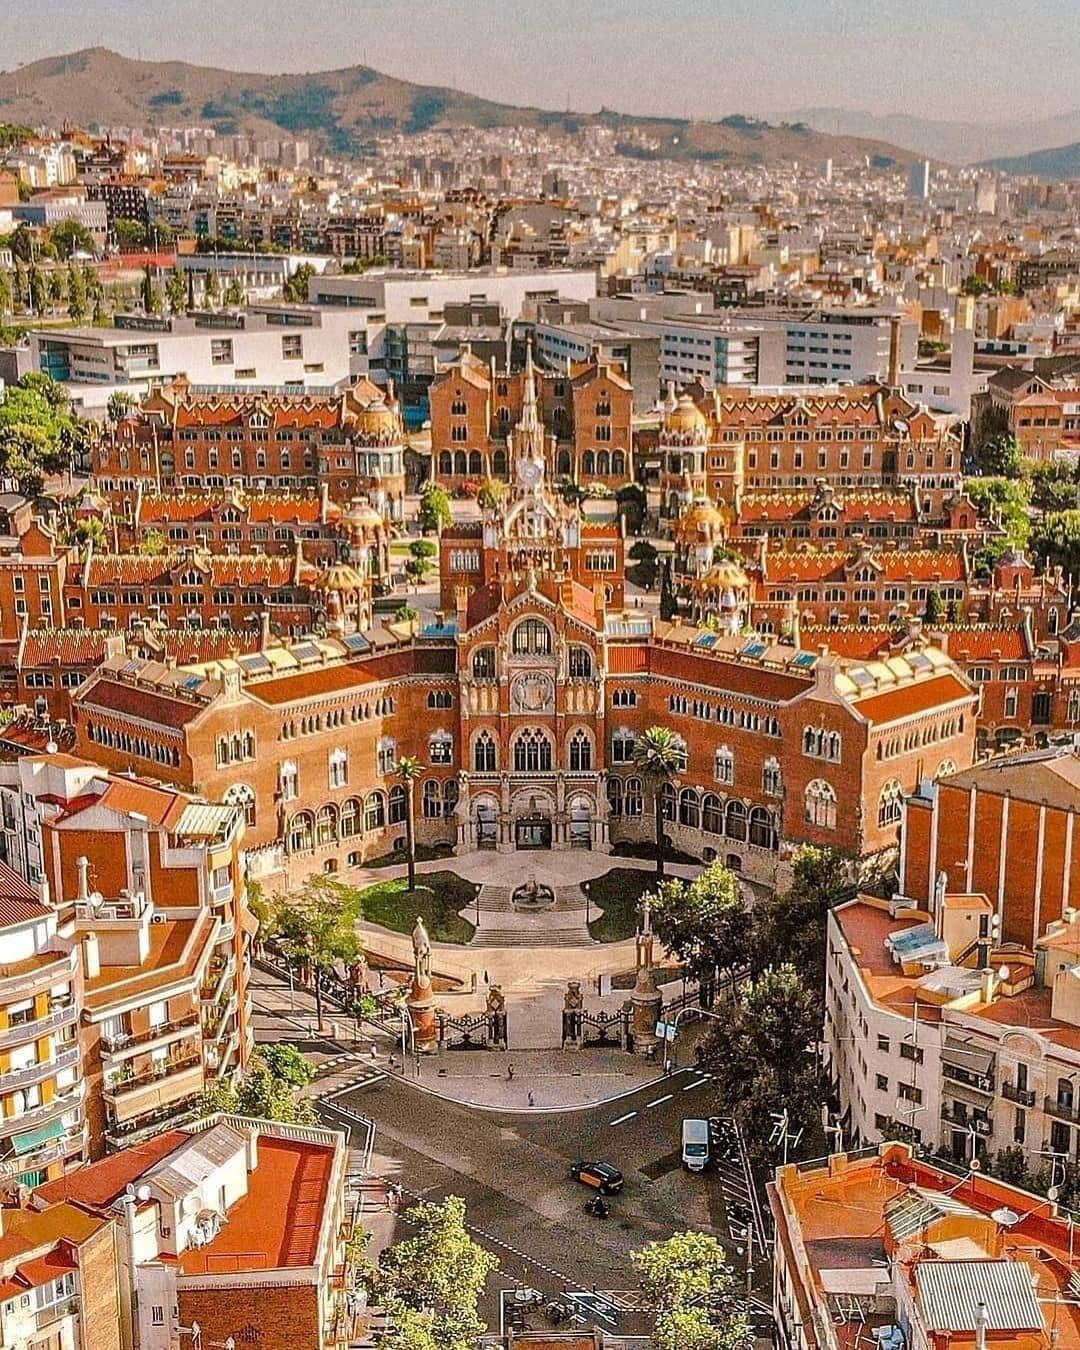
[11,1117,65,1156]
[943,1038,994,1077]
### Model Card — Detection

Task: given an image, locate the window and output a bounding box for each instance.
[512,618,552,656]
[875,1074,889,1091]
[282,333,303,360]
[568,729,592,771]
[607,777,623,818]
[611,730,635,763]
[900,1042,923,1064]
[514,729,552,772]
[878,780,903,828]
[429,733,453,765]
[898,1083,922,1104]
[611,688,637,708]
[211,338,233,365]
[329,748,349,789]
[762,758,783,796]
[387,789,406,826]
[472,647,496,679]
[364,792,386,831]
[624,777,643,817]
[377,739,396,775]
[427,690,453,710]
[279,760,299,802]
[877,1034,890,1053]
[803,727,841,761]
[474,731,497,772]
[568,647,592,679]
[805,779,837,830]
[714,746,734,786]
[152,1307,165,1327]
[423,780,442,819]
[679,788,700,828]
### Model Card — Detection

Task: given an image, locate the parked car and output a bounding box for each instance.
[569,1160,624,1193]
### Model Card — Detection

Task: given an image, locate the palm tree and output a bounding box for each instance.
[395,756,424,894]
[632,726,683,880]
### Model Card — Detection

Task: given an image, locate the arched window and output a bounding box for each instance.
[606,777,623,818]
[472,646,496,679]
[474,731,497,772]
[223,782,256,828]
[512,618,552,656]
[714,746,734,786]
[388,786,406,825]
[289,811,314,852]
[492,448,507,476]
[329,747,348,789]
[582,450,596,475]
[568,646,592,679]
[762,758,783,797]
[316,803,338,845]
[679,788,700,828]
[443,779,459,819]
[702,793,723,834]
[468,450,482,475]
[451,397,467,416]
[936,759,957,779]
[340,797,361,837]
[568,729,592,771]
[612,450,625,475]
[423,779,442,819]
[556,449,572,476]
[624,777,644,818]
[805,780,837,830]
[514,729,552,772]
[364,791,386,831]
[878,780,904,828]
[660,781,677,822]
[439,450,452,476]
[749,806,776,850]
[725,799,747,841]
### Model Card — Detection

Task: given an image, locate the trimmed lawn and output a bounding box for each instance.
[586,868,660,943]
[356,870,478,944]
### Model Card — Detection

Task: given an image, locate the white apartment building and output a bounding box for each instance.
[308,267,597,323]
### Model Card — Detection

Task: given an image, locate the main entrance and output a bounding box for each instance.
[515,813,552,849]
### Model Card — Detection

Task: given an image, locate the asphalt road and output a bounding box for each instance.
[318,1068,773,1338]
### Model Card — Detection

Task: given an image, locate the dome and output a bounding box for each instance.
[696,559,749,593]
[355,401,401,438]
[347,498,384,532]
[320,562,367,593]
[676,496,730,543]
[665,393,707,436]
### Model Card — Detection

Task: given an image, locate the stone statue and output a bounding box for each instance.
[564,980,584,1012]
[411,916,431,982]
[486,984,506,1014]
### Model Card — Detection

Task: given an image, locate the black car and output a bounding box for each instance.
[570,1160,624,1193]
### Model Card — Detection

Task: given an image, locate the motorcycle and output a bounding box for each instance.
[585,1194,610,1219]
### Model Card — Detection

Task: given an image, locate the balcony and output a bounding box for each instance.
[216,918,236,945]
[35,1298,80,1332]
[200,954,236,1003]
[0,1002,78,1051]
[0,1082,84,1142]
[105,1051,202,1104]
[105,1094,202,1151]
[0,948,77,1001]
[0,1044,80,1092]
[100,1013,201,1059]
[1044,1095,1080,1124]
[1001,1081,1036,1107]
[1,1124,87,1178]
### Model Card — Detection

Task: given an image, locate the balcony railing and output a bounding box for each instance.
[1001,1081,1036,1107]
[0,1044,80,1092]
[101,1013,201,1056]
[0,1083,84,1140]
[0,1002,78,1051]
[35,1297,80,1332]
[104,1051,202,1100]
[0,948,77,1000]
[105,1094,202,1151]
[1044,1095,1080,1124]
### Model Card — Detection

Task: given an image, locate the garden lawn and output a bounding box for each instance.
[357,870,477,944]
[586,868,658,942]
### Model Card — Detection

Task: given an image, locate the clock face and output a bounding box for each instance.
[517,458,542,487]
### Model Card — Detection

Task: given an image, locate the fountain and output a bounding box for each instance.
[511,872,556,912]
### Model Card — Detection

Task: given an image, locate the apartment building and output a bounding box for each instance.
[0,755,254,1158]
[769,1141,1079,1350]
[33,1115,358,1350]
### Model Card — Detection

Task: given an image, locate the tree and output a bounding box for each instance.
[1029,460,1078,515]
[659,557,677,619]
[50,219,96,260]
[395,756,424,895]
[141,264,160,314]
[256,1042,314,1090]
[632,1231,751,1350]
[0,372,81,496]
[699,963,822,1155]
[417,483,451,535]
[282,262,316,303]
[394,602,419,623]
[379,1195,497,1350]
[9,223,34,264]
[633,726,684,879]
[923,589,944,624]
[66,264,87,323]
[0,269,10,318]
[1032,510,1080,582]
[74,517,106,549]
[106,391,137,424]
[114,219,148,251]
[203,268,220,308]
[47,269,64,305]
[266,874,361,1030]
[165,265,187,315]
[752,845,855,998]
[979,434,1023,479]
[476,478,506,510]
[961,275,991,296]
[200,1048,317,1124]
[644,862,751,988]
[224,277,245,306]
[139,527,166,556]
[405,537,437,582]
[964,477,1031,553]
[26,266,46,315]
[628,538,659,589]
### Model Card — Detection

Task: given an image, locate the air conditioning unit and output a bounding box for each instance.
[151,913,168,925]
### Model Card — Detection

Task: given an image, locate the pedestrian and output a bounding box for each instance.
[484,969,489,985]
[528,1090,535,1107]
[378,968,385,990]
[507,1063,514,1081]
[664,1057,673,1076]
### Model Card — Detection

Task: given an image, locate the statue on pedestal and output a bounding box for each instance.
[412,916,432,982]
[563,979,584,1047]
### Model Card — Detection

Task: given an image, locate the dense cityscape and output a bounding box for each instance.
[0,7,1079,1349]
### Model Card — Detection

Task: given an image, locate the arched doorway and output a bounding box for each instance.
[569,796,592,849]
[513,792,554,850]
[475,798,498,850]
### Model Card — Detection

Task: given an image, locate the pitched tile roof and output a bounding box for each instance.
[854,672,973,725]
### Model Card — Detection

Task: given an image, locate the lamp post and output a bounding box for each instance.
[667,1002,727,1069]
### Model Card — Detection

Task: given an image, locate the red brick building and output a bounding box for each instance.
[95,377,408,520]
[429,346,634,492]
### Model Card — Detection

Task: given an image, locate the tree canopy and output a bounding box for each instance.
[633,1231,751,1350]
[417,483,452,534]
[0,372,81,497]
[643,862,751,984]
[50,219,96,260]
[200,1046,316,1124]
[265,874,362,1027]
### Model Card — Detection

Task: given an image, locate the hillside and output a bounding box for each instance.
[0,47,919,167]
[784,105,1080,166]
[980,140,1080,180]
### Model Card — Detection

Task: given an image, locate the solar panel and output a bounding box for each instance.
[119,659,143,677]
[908,651,932,670]
[422,620,457,636]
[741,641,767,658]
[695,633,718,648]
[182,674,203,690]
[850,668,876,688]
[291,642,321,662]
[791,651,818,668]
[342,633,370,652]
[237,653,272,673]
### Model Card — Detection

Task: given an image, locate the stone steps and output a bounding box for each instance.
[471,928,594,948]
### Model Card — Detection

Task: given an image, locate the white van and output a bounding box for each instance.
[682,1118,710,1172]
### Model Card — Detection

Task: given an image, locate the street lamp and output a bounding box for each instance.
[667,1003,727,1069]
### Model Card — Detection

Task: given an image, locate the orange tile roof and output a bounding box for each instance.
[84,555,295,587]
[82,911,212,1011]
[854,672,974,725]
[738,491,915,523]
[765,549,965,584]
[21,629,111,667]
[137,493,336,526]
[77,678,205,730]
[947,627,1031,661]
[35,1131,188,1210]
[0,1202,108,1265]
[833,900,932,1018]
[178,1137,333,1274]
[800,626,898,659]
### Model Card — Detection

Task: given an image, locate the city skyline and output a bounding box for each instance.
[5,0,1080,126]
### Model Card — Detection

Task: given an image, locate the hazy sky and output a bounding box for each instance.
[6,0,1079,123]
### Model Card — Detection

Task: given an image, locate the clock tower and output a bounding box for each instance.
[512,342,547,494]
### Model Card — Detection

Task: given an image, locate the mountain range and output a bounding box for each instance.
[0,47,920,168]
[784,104,1080,168]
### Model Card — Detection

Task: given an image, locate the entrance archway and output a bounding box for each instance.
[475,798,498,850]
[569,796,592,849]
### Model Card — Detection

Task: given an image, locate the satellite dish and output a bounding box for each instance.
[970,1158,982,1172]
[136,1184,151,1202]
[997,965,1010,981]
[991,1207,1020,1227]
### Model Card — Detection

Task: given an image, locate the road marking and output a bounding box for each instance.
[646,1093,673,1108]
[683,1078,710,1091]
[608,1111,638,1126]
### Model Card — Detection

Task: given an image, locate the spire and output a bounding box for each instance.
[521,340,540,436]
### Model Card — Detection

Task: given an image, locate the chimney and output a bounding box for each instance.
[259,610,271,651]
[82,931,100,980]
[975,1303,989,1350]
[455,585,469,627]
[76,855,90,904]
[888,315,902,389]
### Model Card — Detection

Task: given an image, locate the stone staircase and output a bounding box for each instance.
[466,882,594,948]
